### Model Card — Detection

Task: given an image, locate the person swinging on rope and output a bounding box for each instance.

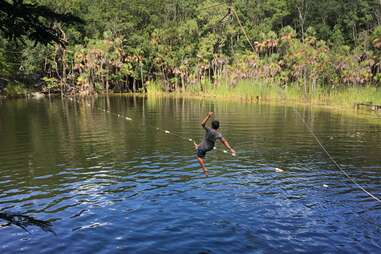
[195,112,236,176]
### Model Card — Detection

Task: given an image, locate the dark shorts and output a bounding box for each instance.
[196,148,207,158]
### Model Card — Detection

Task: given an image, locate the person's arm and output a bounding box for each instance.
[201,112,213,129]
[220,138,236,156]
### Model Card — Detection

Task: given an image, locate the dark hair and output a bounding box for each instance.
[211,120,220,130]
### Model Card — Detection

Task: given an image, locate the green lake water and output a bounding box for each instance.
[0,96,380,253]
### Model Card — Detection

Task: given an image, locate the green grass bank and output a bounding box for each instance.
[146,79,381,109]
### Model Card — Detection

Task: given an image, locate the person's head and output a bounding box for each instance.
[211,120,220,130]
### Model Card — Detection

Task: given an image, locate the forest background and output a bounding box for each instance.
[2,0,381,106]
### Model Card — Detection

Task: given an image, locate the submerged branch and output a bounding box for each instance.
[0,212,56,235]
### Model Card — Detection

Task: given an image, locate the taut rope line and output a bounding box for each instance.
[293,107,381,204]
[70,99,234,155]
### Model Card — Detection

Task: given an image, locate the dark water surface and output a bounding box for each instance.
[1,96,381,253]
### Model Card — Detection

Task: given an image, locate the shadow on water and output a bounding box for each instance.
[0,211,56,235]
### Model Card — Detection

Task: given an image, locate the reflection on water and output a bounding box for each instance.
[0,212,55,235]
[0,96,381,253]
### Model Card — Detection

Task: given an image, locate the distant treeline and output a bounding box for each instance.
[1,0,381,97]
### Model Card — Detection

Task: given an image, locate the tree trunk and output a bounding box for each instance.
[56,23,67,97]
[106,69,109,94]
[140,64,144,88]
[62,48,66,98]
[181,75,185,93]
[376,0,381,25]
[208,66,211,85]
[296,1,306,41]
[303,69,307,98]
[352,24,357,46]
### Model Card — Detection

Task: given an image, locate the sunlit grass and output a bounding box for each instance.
[327,86,381,107]
[146,81,164,95]
[3,82,28,97]
[146,79,381,109]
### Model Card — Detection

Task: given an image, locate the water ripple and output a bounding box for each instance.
[0,97,381,253]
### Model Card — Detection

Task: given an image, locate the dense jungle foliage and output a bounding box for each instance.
[1,0,381,99]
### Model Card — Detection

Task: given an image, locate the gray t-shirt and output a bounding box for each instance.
[199,127,223,151]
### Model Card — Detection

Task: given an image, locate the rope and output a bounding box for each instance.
[198,3,256,53]
[293,106,381,204]
[197,3,226,12]
[70,99,238,156]
[0,62,23,66]
[84,101,196,144]
[71,98,381,229]
[231,7,256,52]
[0,49,24,54]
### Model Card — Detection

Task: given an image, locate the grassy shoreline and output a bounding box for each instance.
[143,81,381,126]
[2,81,381,125]
[2,79,381,112]
[146,79,381,109]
